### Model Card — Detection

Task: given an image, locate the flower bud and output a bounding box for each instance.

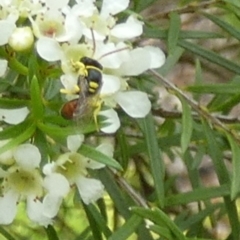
[8,27,34,52]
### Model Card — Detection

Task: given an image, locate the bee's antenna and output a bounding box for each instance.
[98,47,130,60]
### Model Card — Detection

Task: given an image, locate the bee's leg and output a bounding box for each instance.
[60,84,80,95]
[93,100,103,131]
[71,59,88,76]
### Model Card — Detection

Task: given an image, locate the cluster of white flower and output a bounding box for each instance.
[0,0,165,132]
[0,135,109,226]
[0,0,165,226]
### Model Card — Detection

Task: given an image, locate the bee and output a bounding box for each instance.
[60,57,103,125]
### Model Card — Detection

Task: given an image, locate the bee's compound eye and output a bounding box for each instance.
[61,99,78,119]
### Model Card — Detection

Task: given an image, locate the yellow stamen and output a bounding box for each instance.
[60,165,66,170]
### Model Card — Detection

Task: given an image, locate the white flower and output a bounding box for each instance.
[0,144,52,226]
[0,18,16,46]
[43,134,106,205]
[114,91,151,118]
[8,27,34,51]
[0,107,29,124]
[101,0,129,17]
[111,16,143,39]
[99,108,120,133]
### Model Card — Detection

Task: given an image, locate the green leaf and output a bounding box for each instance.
[203,120,240,238]
[82,203,103,240]
[133,0,156,12]
[131,207,186,240]
[116,129,130,170]
[37,122,78,138]
[227,134,240,199]
[203,12,240,41]
[165,185,230,207]
[138,112,165,207]
[97,169,131,218]
[80,144,123,170]
[0,123,36,155]
[30,76,44,120]
[179,204,220,230]
[83,204,112,238]
[144,27,223,39]
[45,225,59,240]
[178,39,240,75]
[159,47,184,76]
[0,226,16,240]
[108,215,143,240]
[0,119,32,140]
[0,98,29,108]
[168,12,181,54]
[148,224,173,239]
[179,97,193,153]
[194,59,203,85]
[186,83,240,94]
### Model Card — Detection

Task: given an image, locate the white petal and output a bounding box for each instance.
[56,14,83,44]
[0,59,7,77]
[60,73,78,91]
[100,108,120,133]
[144,46,166,69]
[67,134,84,152]
[0,19,16,46]
[0,107,29,124]
[97,42,129,69]
[72,1,96,17]
[14,144,41,169]
[26,196,52,227]
[0,139,14,165]
[36,37,63,61]
[96,143,114,158]
[45,0,69,9]
[43,162,56,175]
[101,74,121,95]
[85,159,105,170]
[114,91,151,118]
[0,190,18,224]
[43,173,70,196]
[43,193,63,218]
[101,0,129,16]
[75,176,104,204]
[119,48,150,76]
[111,16,143,39]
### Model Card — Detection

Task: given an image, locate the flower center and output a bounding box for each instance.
[4,169,42,197]
[56,153,87,182]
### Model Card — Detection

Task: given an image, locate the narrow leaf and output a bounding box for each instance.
[203,12,240,41]
[138,113,165,207]
[80,144,123,170]
[165,184,230,206]
[168,12,181,53]
[131,207,186,240]
[108,215,143,240]
[30,76,44,120]
[179,97,193,153]
[187,83,240,94]
[178,39,240,75]
[0,123,36,155]
[45,225,59,240]
[227,134,240,199]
